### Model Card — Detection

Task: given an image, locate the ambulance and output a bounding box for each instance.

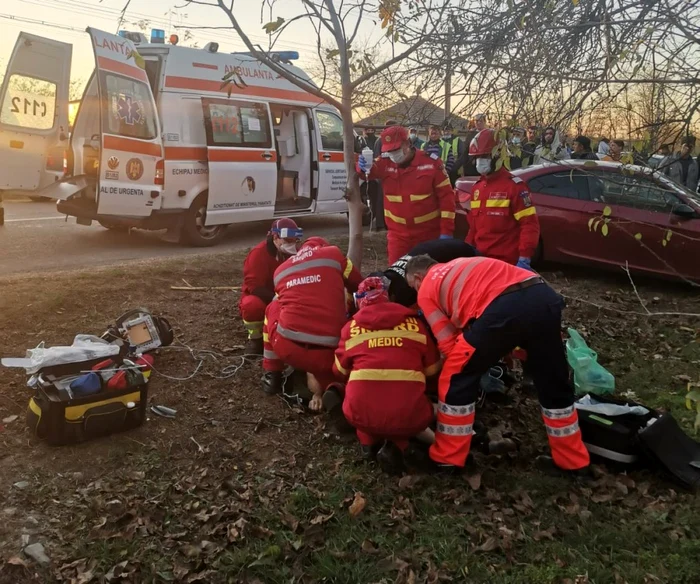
[0,28,350,245]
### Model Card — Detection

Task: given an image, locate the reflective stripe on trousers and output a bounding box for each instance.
[541,405,590,470]
[276,324,340,348]
[243,320,263,339]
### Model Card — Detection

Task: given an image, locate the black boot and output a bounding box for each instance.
[322,385,354,433]
[360,443,381,463]
[245,337,264,356]
[262,371,284,395]
[535,455,591,479]
[376,442,407,475]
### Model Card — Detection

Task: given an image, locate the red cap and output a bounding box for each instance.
[469,129,498,157]
[380,126,409,152]
[300,236,330,251]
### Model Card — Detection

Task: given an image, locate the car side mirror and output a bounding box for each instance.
[672,203,697,218]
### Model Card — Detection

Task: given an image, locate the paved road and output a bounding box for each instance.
[0,199,351,277]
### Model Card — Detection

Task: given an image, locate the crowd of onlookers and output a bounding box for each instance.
[356,116,700,229]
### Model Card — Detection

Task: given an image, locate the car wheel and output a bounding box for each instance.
[181,193,225,247]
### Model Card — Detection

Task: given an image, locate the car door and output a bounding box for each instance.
[584,170,692,278]
[87,27,163,217]
[201,97,277,224]
[313,109,348,214]
[525,170,591,262]
[0,33,72,192]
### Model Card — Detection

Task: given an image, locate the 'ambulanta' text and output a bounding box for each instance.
[286,275,321,288]
[224,64,276,81]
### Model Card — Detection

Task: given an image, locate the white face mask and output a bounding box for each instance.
[279,242,299,256]
[476,158,492,175]
[511,137,521,145]
[388,149,407,164]
[409,132,417,139]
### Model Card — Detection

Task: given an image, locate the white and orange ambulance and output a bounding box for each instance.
[0,28,350,245]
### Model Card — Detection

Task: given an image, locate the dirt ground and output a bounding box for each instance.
[1,233,699,584]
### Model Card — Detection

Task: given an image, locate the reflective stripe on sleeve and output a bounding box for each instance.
[485,199,510,208]
[274,259,342,286]
[276,324,340,347]
[384,209,407,224]
[545,421,580,437]
[440,211,456,219]
[410,193,431,201]
[343,259,354,279]
[436,422,474,436]
[438,402,476,416]
[437,178,451,188]
[542,405,575,419]
[514,206,537,220]
[334,356,348,376]
[263,332,269,343]
[470,200,481,209]
[414,210,440,224]
[386,194,402,203]
[348,369,426,383]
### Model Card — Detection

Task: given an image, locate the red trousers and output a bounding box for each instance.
[386,224,441,264]
[262,300,337,390]
[239,294,267,340]
[356,430,409,451]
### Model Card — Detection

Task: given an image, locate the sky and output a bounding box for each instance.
[0,0,346,91]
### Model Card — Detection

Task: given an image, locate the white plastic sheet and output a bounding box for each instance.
[23,335,119,374]
[575,394,649,417]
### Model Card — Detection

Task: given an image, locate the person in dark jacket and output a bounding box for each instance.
[571,135,598,160]
[664,138,699,191]
[522,126,539,167]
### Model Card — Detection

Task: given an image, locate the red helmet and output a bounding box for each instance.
[299,236,330,251]
[469,129,498,157]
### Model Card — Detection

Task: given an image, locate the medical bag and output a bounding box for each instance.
[575,393,657,465]
[25,354,149,446]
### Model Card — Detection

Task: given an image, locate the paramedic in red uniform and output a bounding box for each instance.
[262,237,363,411]
[358,126,456,264]
[331,276,441,472]
[466,129,540,269]
[405,255,590,476]
[239,218,303,355]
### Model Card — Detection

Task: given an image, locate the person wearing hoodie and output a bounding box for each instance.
[534,126,570,164]
[329,276,441,472]
[571,135,599,161]
[239,218,303,355]
[597,138,610,160]
[261,237,363,409]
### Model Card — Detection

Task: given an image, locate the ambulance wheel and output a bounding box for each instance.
[181,193,225,247]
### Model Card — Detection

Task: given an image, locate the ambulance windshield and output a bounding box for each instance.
[101,72,157,140]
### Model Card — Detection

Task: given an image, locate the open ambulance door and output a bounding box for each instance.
[313,108,348,214]
[201,98,277,224]
[0,33,72,191]
[87,27,163,217]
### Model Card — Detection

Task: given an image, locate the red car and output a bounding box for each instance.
[455,160,700,282]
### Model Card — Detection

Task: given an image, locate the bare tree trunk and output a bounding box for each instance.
[342,89,364,272]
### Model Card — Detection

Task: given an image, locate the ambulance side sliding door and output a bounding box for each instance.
[313,109,348,214]
[201,98,277,225]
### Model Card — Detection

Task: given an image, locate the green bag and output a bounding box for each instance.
[566,328,615,396]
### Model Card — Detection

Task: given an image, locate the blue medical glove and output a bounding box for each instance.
[358,154,370,173]
[439,234,452,240]
[516,257,533,270]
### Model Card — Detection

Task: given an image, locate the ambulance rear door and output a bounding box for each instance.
[0,33,72,191]
[201,97,277,224]
[313,108,348,213]
[87,27,163,217]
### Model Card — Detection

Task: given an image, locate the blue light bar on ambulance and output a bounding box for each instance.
[272,51,299,62]
[151,29,166,44]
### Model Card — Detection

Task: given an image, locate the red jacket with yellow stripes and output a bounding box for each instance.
[333,302,441,435]
[273,245,362,347]
[364,149,456,236]
[465,167,540,264]
[417,257,534,356]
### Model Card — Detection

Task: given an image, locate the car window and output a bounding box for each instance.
[202,98,272,149]
[102,73,158,140]
[590,171,681,212]
[528,171,590,200]
[316,111,344,151]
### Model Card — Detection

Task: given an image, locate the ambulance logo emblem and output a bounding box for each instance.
[241,176,256,196]
[107,156,119,170]
[473,189,479,201]
[126,158,144,181]
[117,95,143,126]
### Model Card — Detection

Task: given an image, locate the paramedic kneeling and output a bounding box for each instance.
[262,237,362,411]
[405,255,590,476]
[331,277,441,472]
[239,218,303,355]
